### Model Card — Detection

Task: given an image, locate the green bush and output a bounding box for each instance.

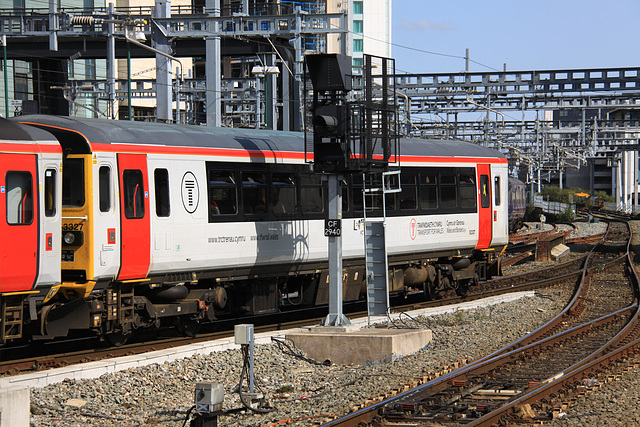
[539,185,613,207]
[557,207,575,223]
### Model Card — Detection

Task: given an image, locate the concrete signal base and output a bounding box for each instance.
[286,326,432,365]
[0,386,30,425]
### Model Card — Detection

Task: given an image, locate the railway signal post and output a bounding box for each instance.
[306,53,353,327]
[305,53,399,326]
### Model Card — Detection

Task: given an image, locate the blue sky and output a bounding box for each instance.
[391,0,640,74]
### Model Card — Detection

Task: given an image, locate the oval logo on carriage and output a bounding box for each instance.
[181,172,199,214]
[410,218,417,240]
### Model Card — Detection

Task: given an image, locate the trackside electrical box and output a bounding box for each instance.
[194,382,224,413]
[234,324,254,345]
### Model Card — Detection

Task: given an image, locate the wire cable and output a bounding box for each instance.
[236,345,275,414]
[181,405,196,427]
[271,336,331,366]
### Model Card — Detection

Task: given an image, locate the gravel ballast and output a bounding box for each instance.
[28,218,638,426]
[30,287,572,426]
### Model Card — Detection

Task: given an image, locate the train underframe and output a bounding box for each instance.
[0,248,501,346]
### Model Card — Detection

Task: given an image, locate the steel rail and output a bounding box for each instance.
[466,220,639,426]
[322,220,636,426]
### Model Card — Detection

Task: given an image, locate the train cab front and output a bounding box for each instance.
[31,152,104,341]
[60,154,92,286]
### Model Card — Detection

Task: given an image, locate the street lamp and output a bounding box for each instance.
[251,64,279,129]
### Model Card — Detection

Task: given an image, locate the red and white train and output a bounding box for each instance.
[0,115,509,344]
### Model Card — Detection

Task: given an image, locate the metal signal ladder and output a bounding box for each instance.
[363,170,401,324]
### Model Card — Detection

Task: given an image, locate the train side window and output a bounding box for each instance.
[44,168,56,217]
[271,173,296,216]
[351,175,364,212]
[341,179,349,213]
[494,176,501,206]
[399,174,417,211]
[459,169,476,210]
[154,168,170,217]
[99,166,111,213]
[479,174,490,208]
[207,169,238,220]
[384,173,397,212]
[242,171,267,216]
[440,172,457,210]
[300,174,324,214]
[6,171,33,225]
[62,158,85,207]
[123,170,145,219]
[419,171,438,210]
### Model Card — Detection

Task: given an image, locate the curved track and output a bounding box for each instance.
[323,219,640,426]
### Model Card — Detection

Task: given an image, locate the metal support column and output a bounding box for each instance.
[282,56,290,130]
[320,174,350,327]
[266,54,277,129]
[127,41,132,120]
[632,151,640,214]
[48,0,58,51]
[205,0,221,127]
[154,0,172,122]
[2,36,7,118]
[616,158,622,209]
[106,3,116,119]
[292,7,303,131]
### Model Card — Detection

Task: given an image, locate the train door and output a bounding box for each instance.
[491,168,509,245]
[37,155,62,286]
[476,164,492,249]
[0,154,38,292]
[117,154,151,280]
[93,154,120,280]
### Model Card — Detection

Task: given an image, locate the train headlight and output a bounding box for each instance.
[61,231,84,247]
[63,232,76,245]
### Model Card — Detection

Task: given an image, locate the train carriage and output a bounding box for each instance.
[508,177,526,233]
[0,120,62,343]
[1,115,509,344]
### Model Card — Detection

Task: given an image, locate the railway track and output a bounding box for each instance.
[0,223,617,377]
[323,219,640,426]
[0,222,620,375]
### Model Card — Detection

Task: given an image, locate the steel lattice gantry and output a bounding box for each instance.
[0,2,348,128]
[392,67,640,206]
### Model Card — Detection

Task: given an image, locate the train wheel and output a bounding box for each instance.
[106,331,130,347]
[456,281,469,298]
[473,273,481,287]
[177,316,200,338]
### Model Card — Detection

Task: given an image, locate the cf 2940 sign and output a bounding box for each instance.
[324,219,342,237]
